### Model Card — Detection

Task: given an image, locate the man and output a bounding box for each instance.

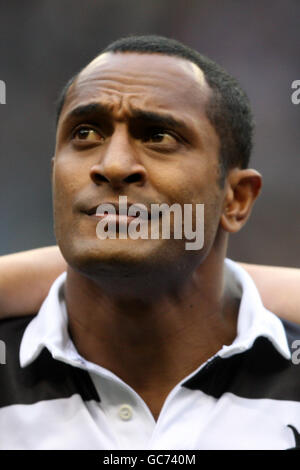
[0,35,299,450]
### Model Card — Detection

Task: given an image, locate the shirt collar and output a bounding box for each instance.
[19,258,291,369]
[219,259,290,360]
[19,272,79,368]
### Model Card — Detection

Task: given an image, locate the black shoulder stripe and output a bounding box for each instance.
[280,318,300,351]
[0,316,100,408]
[183,333,300,402]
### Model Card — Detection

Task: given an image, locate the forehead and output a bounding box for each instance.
[61,52,212,122]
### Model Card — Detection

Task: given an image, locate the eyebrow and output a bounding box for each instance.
[61,102,190,134]
[63,102,111,123]
[130,108,189,133]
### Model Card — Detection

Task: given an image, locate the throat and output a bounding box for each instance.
[65,261,241,419]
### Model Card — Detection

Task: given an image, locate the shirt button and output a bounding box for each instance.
[118,404,133,421]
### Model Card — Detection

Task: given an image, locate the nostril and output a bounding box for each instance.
[124,173,143,184]
[92,174,109,184]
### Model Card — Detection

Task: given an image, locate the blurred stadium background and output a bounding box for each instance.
[0,0,299,266]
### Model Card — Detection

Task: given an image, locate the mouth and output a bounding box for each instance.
[83,201,151,223]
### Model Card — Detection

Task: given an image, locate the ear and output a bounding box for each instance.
[220,168,262,233]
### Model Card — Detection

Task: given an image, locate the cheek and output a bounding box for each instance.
[52,163,79,245]
[149,159,220,205]
[52,161,83,241]
[53,159,84,209]
[148,162,224,250]
[162,161,223,235]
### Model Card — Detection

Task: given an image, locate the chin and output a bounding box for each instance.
[60,235,187,279]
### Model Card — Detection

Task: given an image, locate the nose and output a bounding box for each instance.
[89,126,147,189]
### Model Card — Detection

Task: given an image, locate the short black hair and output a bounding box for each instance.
[56,35,254,179]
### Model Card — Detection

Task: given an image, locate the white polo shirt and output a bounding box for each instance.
[0,258,300,450]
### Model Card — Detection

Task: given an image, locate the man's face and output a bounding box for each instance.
[53,52,226,278]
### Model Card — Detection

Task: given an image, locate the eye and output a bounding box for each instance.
[149,132,174,143]
[72,126,103,142]
[143,129,178,145]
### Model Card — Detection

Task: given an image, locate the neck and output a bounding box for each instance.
[64,244,240,419]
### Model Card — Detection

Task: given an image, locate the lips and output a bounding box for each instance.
[83,201,151,220]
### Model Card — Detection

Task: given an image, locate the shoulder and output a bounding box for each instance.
[281,318,300,352]
[0,314,36,372]
[0,314,36,346]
